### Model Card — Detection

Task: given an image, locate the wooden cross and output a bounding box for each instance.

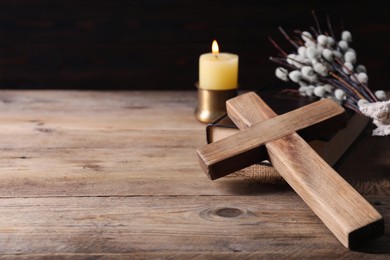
[197,92,383,249]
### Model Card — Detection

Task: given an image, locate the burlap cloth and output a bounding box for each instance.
[234,125,390,195]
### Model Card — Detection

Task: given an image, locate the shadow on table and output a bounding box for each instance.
[216,177,290,196]
[336,131,390,253]
[353,228,390,254]
[336,129,390,196]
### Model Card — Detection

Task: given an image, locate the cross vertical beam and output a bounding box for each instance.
[226,92,383,248]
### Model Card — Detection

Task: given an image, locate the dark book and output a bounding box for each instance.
[205,90,370,182]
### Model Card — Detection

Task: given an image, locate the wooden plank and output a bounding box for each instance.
[0,195,388,256]
[226,92,383,248]
[0,147,226,197]
[0,90,279,198]
[0,91,201,130]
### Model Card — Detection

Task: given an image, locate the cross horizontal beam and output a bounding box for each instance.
[197,97,344,180]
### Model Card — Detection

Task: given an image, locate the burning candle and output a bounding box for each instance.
[199,40,239,90]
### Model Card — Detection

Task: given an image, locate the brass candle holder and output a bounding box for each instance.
[195,83,238,123]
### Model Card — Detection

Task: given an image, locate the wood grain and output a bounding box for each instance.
[226,92,383,249]
[0,195,388,258]
[197,99,344,180]
[0,90,388,257]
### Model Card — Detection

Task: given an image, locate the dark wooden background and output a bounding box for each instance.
[0,0,388,90]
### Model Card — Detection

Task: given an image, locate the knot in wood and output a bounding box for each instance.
[215,207,243,218]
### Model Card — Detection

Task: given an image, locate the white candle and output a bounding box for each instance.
[199,40,239,90]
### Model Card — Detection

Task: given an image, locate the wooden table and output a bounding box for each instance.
[0,90,388,258]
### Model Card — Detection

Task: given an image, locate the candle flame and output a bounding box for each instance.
[212,40,219,55]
